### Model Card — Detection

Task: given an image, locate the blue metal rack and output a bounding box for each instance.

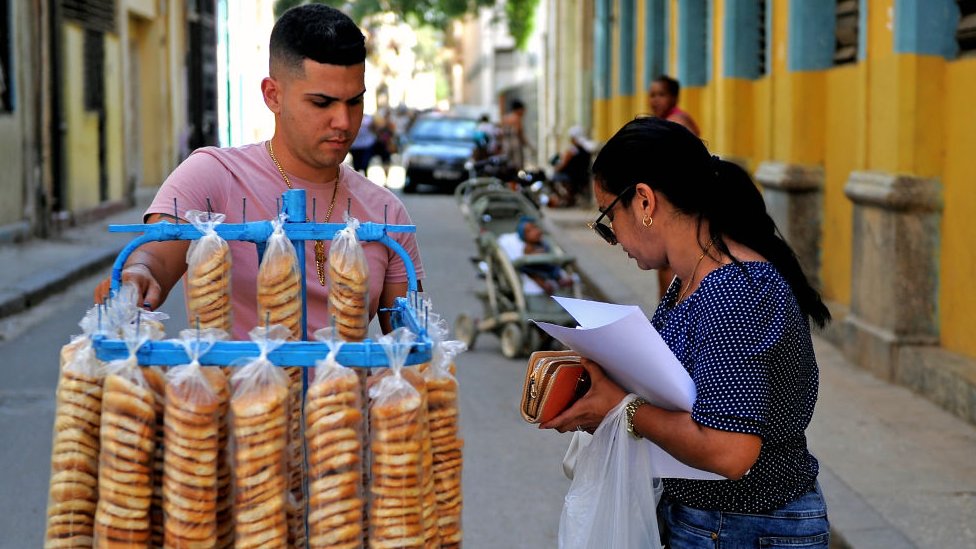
[92,189,431,368]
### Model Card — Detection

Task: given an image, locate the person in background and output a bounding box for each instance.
[543,117,831,548]
[550,125,596,207]
[648,74,700,298]
[649,75,700,136]
[93,4,424,338]
[474,113,498,160]
[349,112,377,173]
[498,216,571,295]
[498,98,535,181]
[371,110,397,180]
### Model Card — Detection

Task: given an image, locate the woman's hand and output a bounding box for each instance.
[540,357,627,433]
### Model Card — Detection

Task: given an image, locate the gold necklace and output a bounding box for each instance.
[267,139,339,286]
[677,240,715,303]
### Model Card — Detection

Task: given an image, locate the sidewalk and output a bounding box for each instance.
[3,195,974,548]
[0,190,152,320]
[542,206,976,549]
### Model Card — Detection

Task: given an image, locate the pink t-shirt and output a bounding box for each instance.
[146,142,425,340]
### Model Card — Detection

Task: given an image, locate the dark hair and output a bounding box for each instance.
[592,117,830,328]
[509,99,526,112]
[270,4,366,76]
[653,75,680,98]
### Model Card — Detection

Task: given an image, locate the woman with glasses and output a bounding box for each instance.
[542,117,832,547]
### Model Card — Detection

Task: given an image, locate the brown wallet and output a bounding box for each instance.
[520,350,591,424]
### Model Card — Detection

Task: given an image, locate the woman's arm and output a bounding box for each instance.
[541,358,761,480]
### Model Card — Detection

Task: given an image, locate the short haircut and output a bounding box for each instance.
[509,98,526,112]
[653,75,680,97]
[270,4,366,77]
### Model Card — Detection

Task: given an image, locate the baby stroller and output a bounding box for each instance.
[453,181,583,358]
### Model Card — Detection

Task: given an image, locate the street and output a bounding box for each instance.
[0,192,573,548]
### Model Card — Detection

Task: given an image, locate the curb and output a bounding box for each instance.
[0,244,123,320]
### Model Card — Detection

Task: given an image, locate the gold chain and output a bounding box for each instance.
[267,139,339,286]
[677,240,715,303]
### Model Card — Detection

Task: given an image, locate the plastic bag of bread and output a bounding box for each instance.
[424,319,467,548]
[44,306,108,549]
[368,328,427,549]
[185,209,232,332]
[256,212,307,546]
[93,319,162,548]
[229,325,291,548]
[257,213,302,340]
[329,215,369,342]
[161,328,228,548]
[304,327,365,548]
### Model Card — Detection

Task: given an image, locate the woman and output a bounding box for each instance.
[541,117,831,547]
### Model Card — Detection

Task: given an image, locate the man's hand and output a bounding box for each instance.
[93,263,162,310]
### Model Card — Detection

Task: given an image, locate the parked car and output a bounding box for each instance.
[402,114,483,193]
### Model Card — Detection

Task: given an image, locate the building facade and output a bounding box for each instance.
[0,0,216,239]
[546,0,976,425]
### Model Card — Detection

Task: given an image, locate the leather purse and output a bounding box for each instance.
[520,350,591,424]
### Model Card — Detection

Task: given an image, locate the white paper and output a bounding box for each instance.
[533,296,724,481]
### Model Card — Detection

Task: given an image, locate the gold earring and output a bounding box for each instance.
[642,215,653,227]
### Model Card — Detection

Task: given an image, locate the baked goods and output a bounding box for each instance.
[45,340,103,549]
[230,328,291,549]
[426,372,463,547]
[94,372,157,547]
[256,216,307,546]
[162,347,225,549]
[185,210,232,332]
[305,332,365,548]
[142,367,166,548]
[328,218,370,342]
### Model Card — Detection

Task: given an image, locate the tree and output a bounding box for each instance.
[272,0,540,50]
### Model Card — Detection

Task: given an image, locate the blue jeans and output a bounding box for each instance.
[659,484,829,548]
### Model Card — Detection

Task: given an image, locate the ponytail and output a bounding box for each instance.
[707,160,831,328]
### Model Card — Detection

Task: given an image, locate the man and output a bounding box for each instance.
[94,4,424,338]
[498,98,535,180]
[648,75,700,137]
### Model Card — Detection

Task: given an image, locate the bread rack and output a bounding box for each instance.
[91,189,432,368]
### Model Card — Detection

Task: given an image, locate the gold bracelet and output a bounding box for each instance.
[625,397,648,439]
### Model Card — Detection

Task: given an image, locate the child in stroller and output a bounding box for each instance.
[498,216,574,295]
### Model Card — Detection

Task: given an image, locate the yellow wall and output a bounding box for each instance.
[105,36,125,202]
[64,25,101,212]
[940,58,976,358]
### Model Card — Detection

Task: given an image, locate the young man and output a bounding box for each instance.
[93,4,424,338]
[498,98,536,179]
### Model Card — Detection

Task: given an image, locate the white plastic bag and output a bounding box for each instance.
[558,395,662,549]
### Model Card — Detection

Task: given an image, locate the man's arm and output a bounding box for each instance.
[377,279,424,334]
[93,213,190,309]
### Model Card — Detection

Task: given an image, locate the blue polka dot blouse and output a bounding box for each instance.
[652,261,820,512]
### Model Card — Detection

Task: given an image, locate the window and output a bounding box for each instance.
[0,0,12,112]
[834,0,859,65]
[83,29,104,112]
[758,0,769,76]
[957,0,976,56]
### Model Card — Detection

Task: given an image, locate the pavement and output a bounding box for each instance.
[2,192,975,548]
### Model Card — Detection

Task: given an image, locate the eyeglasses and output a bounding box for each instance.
[587,184,636,245]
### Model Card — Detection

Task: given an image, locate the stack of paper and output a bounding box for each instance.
[533,297,724,480]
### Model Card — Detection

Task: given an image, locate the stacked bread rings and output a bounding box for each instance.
[427,377,464,547]
[45,363,103,549]
[305,369,365,548]
[257,239,307,547]
[142,367,167,547]
[231,383,289,547]
[162,368,224,547]
[329,254,369,343]
[213,370,234,549]
[186,243,232,332]
[93,374,157,547]
[369,388,426,549]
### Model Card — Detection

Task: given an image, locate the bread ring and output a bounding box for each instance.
[49,469,97,490]
[234,521,287,549]
[61,369,102,387]
[371,395,422,419]
[308,451,360,477]
[164,517,215,541]
[307,432,360,457]
[235,476,286,507]
[306,497,362,525]
[98,475,152,499]
[307,377,360,399]
[305,407,362,430]
[309,522,361,545]
[231,386,288,418]
[308,470,360,493]
[235,495,285,523]
[101,392,154,424]
[307,481,358,508]
[371,422,421,443]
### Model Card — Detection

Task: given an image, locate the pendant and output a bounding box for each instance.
[314,240,327,286]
